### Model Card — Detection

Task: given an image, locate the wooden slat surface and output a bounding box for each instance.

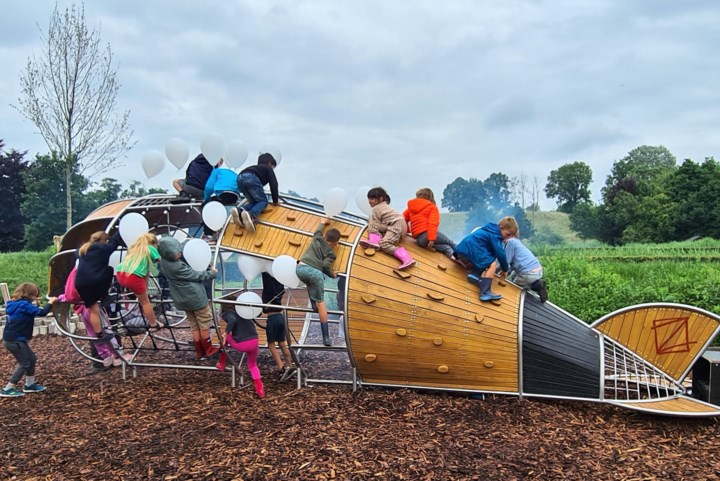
[348,233,520,392]
[619,396,720,415]
[595,306,720,380]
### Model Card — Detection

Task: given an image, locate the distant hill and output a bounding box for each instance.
[439,210,581,244]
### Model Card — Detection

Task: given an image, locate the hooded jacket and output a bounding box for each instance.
[185,154,215,190]
[403,198,440,241]
[203,168,240,201]
[158,237,217,311]
[3,299,53,341]
[455,223,509,273]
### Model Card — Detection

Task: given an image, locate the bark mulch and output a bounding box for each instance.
[1,335,719,481]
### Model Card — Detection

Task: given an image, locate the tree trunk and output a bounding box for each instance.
[66,160,72,230]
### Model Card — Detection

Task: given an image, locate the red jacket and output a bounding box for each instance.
[403,198,440,241]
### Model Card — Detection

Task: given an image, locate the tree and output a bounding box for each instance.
[75,177,123,219]
[544,162,592,213]
[120,181,167,199]
[441,177,486,212]
[15,4,135,230]
[22,152,88,251]
[0,141,30,252]
[602,145,676,203]
[666,157,720,239]
[461,173,534,238]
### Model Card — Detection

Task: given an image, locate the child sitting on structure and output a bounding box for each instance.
[403,188,457,259]
[1,283,58,397]
[295,221,340,346]
[261,272,294,376]
[172,153,217,202]
[360,187,415,270]
[116,233,162,330]
[500,216,548,303]
[157,237,219,359]
[216,310,264,398]
[230,153,279,233]
[454,218,511,302]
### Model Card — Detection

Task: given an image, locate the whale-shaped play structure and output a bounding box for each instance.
[48,193,720,417]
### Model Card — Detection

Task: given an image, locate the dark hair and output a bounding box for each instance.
[367,187,390,204]
[258,153,277,168]
[325,228,341,243]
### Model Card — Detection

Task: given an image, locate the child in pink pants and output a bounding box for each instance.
[216,310,264,398]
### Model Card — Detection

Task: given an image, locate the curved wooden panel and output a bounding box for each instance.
[84,199,134,220]
[347,235,520,392]
[614,396,720,417]
[593,305,720,381]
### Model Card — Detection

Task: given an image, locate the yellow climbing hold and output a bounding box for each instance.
[437,365,449,373]
[365,354,377,362]
[361,294,376,304]
[396,328,407,337]
[433,337,443,346]
[484,361,494,368]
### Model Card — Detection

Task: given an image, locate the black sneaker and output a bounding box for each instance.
[170,192,192,204]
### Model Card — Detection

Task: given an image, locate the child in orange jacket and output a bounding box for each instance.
[403,188,456,259]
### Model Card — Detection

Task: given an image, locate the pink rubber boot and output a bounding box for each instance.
[393,247,416,270]
[359,232,381,249]
[253,378,265,398]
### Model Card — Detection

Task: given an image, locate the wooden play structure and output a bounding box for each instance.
[48,193,720,417]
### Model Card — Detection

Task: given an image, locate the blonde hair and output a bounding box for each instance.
[79,231,110,256]
[498,216,519,237]
[123,233,158,274]
[416,188,436,204]
[12,282,40,301]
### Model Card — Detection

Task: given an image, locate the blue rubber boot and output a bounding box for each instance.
[479,278,502,302]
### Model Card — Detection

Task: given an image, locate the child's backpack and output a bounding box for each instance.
[63,267,83,304]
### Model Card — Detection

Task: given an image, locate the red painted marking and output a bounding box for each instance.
[652,316,697,354]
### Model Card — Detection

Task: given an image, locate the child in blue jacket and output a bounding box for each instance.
[454,218,511,302]
[2,283,58,397]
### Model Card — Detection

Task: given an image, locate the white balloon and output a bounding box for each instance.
[183,238,212,271]
[259,144,282,166]
[141,150,166,178]
[323,187,348,218]
[235,291,263,319]
[201,201,227,232]
[201,133,225,164]
[108,249,124,272]
[271,255,301,288]
[237,255,264,282]
[165,138,190,169]
[355,186,372,216]
[224,140,248,169]
[119,213,149,246]
[220,251,233,262]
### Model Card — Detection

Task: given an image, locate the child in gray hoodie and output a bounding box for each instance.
[158,237,218,359]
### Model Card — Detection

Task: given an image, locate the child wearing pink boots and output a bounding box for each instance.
[216,310,264,398]
[360,187,415,270]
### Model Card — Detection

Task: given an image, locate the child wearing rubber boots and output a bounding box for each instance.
[500,216,548,303]
[295,222,340,346]
[157,237,219,359]
[360,187,415,270]
[454,218,511,302]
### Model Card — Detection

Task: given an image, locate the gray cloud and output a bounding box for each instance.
[2,0,720,212]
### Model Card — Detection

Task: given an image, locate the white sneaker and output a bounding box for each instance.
[230,207,243,227]
[103,357,114,367]
[241,210,255,233]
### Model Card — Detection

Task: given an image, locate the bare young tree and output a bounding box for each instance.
[14,3,135,229]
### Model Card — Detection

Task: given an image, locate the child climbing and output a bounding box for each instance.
[295,221,341,346]
[2,283,59,397]
[116,233,162,330]
[360,187,415,270]
[216,310,264,398]
[454,218,511,302]
[74,230,124,342]
[230,153,279,233]
[157,237,219,359]
[500,216,548,303]
[403,188,457,259]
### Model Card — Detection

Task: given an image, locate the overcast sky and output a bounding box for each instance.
[2,1,719,212]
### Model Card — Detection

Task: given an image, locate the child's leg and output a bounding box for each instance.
[279,342,293,368]
[88,303,103,335]
[268,343,284,369]
[433,231,457,258]
[239,174,268,218]
[229,337,261,380]
[137,292,158,326]
[379,224,403,255]
[4,340,36,386]
[483,262,497,278]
